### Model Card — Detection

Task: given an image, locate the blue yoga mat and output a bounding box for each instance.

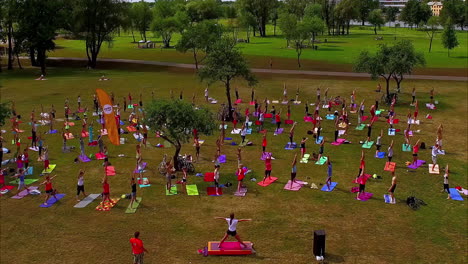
[284,142,297,150]
[315,136,323,144]
[25,167,33,176]
[449,188,464,201]
[40,194,66,208]
[321,182,337,192]
[384,194,392,203]
[377,152,386,159]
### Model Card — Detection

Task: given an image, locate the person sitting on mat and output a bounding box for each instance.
[40,175,58,205]
[215,213,252,248]
[262,153,272,184]
[443,164,451,200]
[76,169,87,201]
[290,154,298,188]
[326,159,332,190]
[388,171,397,204]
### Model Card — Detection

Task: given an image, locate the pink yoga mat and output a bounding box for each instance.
[284,180,305,191]
[331,138,346,146]
[105,166,116,176]
[356,192,373,201]
[95,153,106,160]
[257,177,278,187]
[11,186,38,199]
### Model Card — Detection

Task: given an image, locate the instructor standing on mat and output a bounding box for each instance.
[215,213,252,248]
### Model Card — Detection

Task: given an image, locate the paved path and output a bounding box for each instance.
[48,57,468,82]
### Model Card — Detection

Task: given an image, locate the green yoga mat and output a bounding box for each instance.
[303,154,310,158]
[355,124,365,130]
[41,164,56,174]
[362,141,374,149]
[315,156,328,165]
[186,184,199,196]
[239,139,249,147]
[125,197,142,214]
[10,178,39,185]
[300,158,309,164]
[402,144,412,152]
[375,110,382,115]
[166,185,177,195]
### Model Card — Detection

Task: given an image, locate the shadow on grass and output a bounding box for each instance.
[324,253,346,263]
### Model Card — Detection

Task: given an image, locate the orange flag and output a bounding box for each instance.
[96,89,120,146]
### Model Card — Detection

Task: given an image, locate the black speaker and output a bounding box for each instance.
[313,230,326,256]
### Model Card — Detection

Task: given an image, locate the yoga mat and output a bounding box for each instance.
[239,140,250,147]
[105,166,116,176]
[331,138,346,146]
[264,113,273,118]
[218,155,226,164]
[95,152,106,160]
[204,172,214,182]
[138,178,151,188]
[79,155,91,163]
[133,133,142,141]
[74,194,100,208]
[186,184,199,195]
[284,142,297,150]
[235,99,242,104]
[315,136,323,144]
[41,164,56,174]
[428,164,440,174]
[315,156,328,165]
[9,179,38,185]
[166,185,177,195]
[402,144,412,152]
[377,152,386,159]
[326,114,335,120]
[96,198,120,211]
[257,177,278,187]
[303,116,313,122]
[0,185,14,195]
[231,128,241,134]
[361,116,369,122]
[246,128,252,135]
[25,166,33,176]
[355,124,365,130]
[234,187,247,197]
[49,129,58,134]
[449,188,464,201]
[133,162,147,173]
[300,158,309,163]
[81,131,89,138]
[274,128,284,135]
[407,160,426,169]
[65,133,74,140]
[356,192,373,201]
[11,186,38,199]
[127,126,137,132]
[260,152,272,160]
[207,187,223,196]
[125,197,142,213]
[384,162,396,172]
[375,110,382,115]
[384,194,392,204]
[40,193,65,208]
[284,180,305,191]
[224,137,232,140]
[362,141,374,149]
[388,128,396,136]
[285,120,294,124]
[28,146,39,152]
[321,182,337,192]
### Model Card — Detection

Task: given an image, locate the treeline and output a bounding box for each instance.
[0,0,466,73]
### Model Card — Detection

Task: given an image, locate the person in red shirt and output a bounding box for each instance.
[262,133,267,154]
[40,175,58,205]
[275,111,281,133]
[236,164,245,193]
[101,175,112,204]
[262,153,272,183]
[356,172,368,201]
[130,231,148,264]
[412,139,421,165]
[357,151,365,179]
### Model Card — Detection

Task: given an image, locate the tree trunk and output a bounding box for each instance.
[29,48,37,66]
[428,36,433,52]
[131,30,136,43]
[362,20,365,26]
[143,31,147,42]
[297,51,301,68]
[374,26,377,35]
[385,76,391,97]
[173,142,181,170]
[37,49,47,76]
[225,78,233,121]
[7,23,13,70]
[193,48,198,70]
[16,52,23,69]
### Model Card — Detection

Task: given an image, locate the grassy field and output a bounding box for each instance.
[0,66,467,264]
[50,25,468,72]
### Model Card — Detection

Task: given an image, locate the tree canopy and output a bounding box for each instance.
[400,0,431,28]
[237,0,278,37]
[441,19,459,57]
[368,9,385,35]
[132,0,153,42]
[151,0,188,48]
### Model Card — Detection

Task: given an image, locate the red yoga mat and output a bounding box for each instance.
[204,172,214,182]
[105,166,116,176]
[257,177,278,187]
[207,187,223,196]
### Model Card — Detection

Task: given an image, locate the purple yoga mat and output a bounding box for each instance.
[79,155,91,163]
[260,152,272,160]
[218,155,226,163]
[40,193,66,208]
[356,192,373,201]
[274,128,284,135]
[133,162,147,173]
[407,160,426,169]
[11,186,39,199]
[49,129,58,134]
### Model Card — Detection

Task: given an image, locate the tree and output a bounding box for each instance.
[0,102,11,127]
[354,40,425,99]
[383,7,398,25]
[422,16,439,53]
[237,10,256,43]
[304,3,323,19]
[355,0,379,26]
[237,0,278,37]
[390,40,425,92]
[1,0,18,70]
[198,37,257,121]
[278,12,298,47]
[16,0,65,75]
[334,0,357,35]
[368,9,384,35]
[144,99,215,170]
[186,0,221,24]
[304,15,326,44]
[400,0,431,28]
[440,0,466,30]
[176,21,223,69]
[132,0,153,42]
[151,0,187,48]
[73,0,124,68]
[441,19,459,57]
[291,20,314,68]
[283,0,312,18]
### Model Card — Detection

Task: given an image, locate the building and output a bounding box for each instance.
[427,1,443,16]
[379,0,409,9]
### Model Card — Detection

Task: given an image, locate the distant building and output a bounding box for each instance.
[379,0,409,9]
[427,1,443,16]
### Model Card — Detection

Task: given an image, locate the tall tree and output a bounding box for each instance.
[422,16,439,53]
[186,0,221,24]
[74,0,124,68]
[151,0,187,48]
[303,15,326,44]
[441,19,459,57]
[440,0,466,30]
[283,0,313,18]
[176,21,223,69]
[304,3,323,19]
[1,0,18,70]
[132,0,153,42]
[291,20,314,68]
[278,12,298,47]
[237,10,256,43]
[383,7,398,26]
[198,37,257,121]
[16,0,65,75]
[144,100,215,170]
[237,0,278,37]
[0,102,11,127]
[334,0,357,35]
[368,9,384,35]
[355,0,379,26]
[354,40,425,99]
[400,0,431,28]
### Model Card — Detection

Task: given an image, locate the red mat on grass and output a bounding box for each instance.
[204,172,214,182]
[257,177,278,187]
[384,162,396,172]
[105,166,116,176]
[207,187,223,196]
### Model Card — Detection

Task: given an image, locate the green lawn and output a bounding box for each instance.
[0,67,467,264]
[51,25,468,71]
